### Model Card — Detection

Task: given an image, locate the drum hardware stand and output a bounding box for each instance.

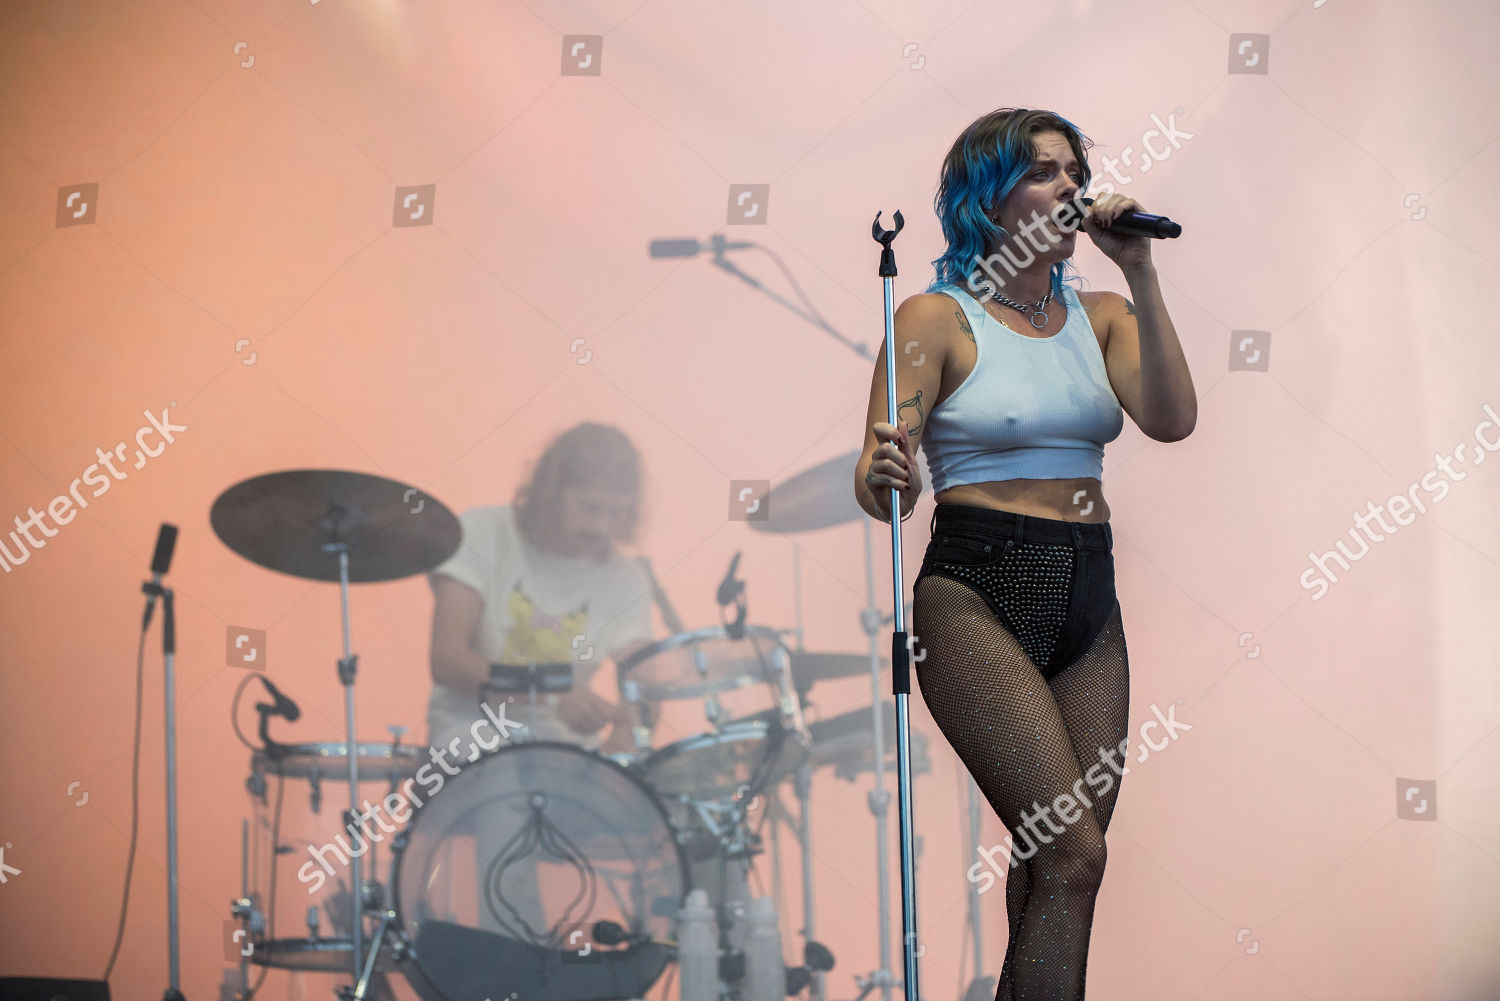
[792,763,826,1001]
[790,543,806,653]
[673,726,785,987]
[632,556,679,752]
[337,908,404,1001]
[620,677,657,756]
[254,714,285,754]
[228,819,263,1000]
[316,532,372,984]
[372,725,409,886]
[702,692,726,730]
[754,767,838,1001]
[774,762,834,1001]
[768,642,809,741]
[708,802,758,989]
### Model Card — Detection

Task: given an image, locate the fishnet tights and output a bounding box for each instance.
[913,572,1129,1001]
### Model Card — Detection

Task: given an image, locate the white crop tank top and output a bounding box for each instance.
[919,282,1125,493]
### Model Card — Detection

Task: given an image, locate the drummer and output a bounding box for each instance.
[426,422,657,758]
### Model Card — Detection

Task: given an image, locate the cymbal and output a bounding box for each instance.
[748,449,865,534]
[805,702,931,782]
[789,651,889,689]
[211,469,461,583]
[750,446,931,533]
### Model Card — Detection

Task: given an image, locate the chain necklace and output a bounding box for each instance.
[972,277,1053,330]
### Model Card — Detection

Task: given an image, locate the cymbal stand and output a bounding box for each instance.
[793,763,825,1001]
[322,535,367,985]
[228,819,258,1000]
[790,542,806,651]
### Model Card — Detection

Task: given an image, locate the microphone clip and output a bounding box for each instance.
[140,581,172,631]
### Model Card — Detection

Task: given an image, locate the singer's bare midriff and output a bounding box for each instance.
[929,289,1113,525]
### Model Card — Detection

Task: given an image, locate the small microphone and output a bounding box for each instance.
[593,919,630,946]
[717,551,748,640]
[648,234,755,259]
[716,551,744,606]
[150,524,178,576]
[648,239,704,258]
[1061,197,1181,239]
[591,918,678,951]
[256,676,301,722]
[141,523,178,629]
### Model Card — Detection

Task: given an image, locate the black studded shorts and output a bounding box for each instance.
[913,503,1118,681]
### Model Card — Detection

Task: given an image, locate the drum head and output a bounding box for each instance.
[618,624,788,701]
[248,936,398,973]
[642,715,808,802]
[252,741,423,783]
[392,742,687,1001]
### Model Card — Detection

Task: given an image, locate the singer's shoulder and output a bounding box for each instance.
[899,287,966,311]
[894,290,967,339]
[1075,289,1125,353]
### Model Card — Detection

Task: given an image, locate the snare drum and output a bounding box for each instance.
[641,711,807,803]
[251,740,424,810]
[619,624,809,804]
[243,739,423,970]
[246,936,399,974]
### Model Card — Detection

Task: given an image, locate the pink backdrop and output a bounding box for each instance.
[2,0,1499,998]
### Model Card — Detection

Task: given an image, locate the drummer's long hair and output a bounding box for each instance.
[925,108,1094,295]
[515,422,644,546]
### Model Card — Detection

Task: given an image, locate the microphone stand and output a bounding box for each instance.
[658,233,872,360]
[871,210,921,1001]
[706,253,869,359]
[141,578,185,1001]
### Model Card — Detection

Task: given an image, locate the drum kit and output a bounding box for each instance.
[213,460,934,1001]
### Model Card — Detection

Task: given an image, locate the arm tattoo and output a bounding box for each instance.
[897,390,925,439]
[955,309,975,344]
[1124,299,1136,316]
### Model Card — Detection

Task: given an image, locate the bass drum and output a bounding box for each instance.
[390,741,690,1001]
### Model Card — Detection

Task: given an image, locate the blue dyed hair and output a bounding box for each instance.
[925,108,1095,296]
